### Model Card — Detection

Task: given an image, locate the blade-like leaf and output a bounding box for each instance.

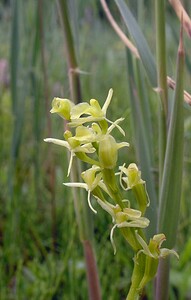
[159,31,184,248]
[126,52,157,237]
[115,0,157,87]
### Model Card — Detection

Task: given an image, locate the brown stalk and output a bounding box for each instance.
[100,0,139,58]
[38,0,57,252]
[167,76,191,105]
[100,0,191,106]
[169,0,191,38]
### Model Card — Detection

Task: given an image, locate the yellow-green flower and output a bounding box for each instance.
[135,231,179,260]
[50,97,74,120]
[119,163,150,214]
[99,135,129,169]
[64,165,106,214]
[96,198,149,254]
[67,89,125,135]
[69,89,113,126]
[120,163,144,189]
[134,231,179,291]
[44,137,96,176]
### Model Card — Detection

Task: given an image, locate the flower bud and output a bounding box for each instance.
[127,163,143,188]
[126,164,149,215]
[99,135,118,169]
[64,130,72,140]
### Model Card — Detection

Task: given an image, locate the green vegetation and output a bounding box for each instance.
[1,1,191,299]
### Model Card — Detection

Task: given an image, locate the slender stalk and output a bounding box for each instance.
[126,254,146,300]
[100,0,139,58]
[155,0,168,185]
[102,169,125,209]
[156,21,185,300]
[155,257,170,300]
[132,59,157,237]
[57,1,101,299]
[169,0,191,38]
[159,20,184,250]
[155,6,169,296]
[9,0,19,198]
[57,0,81,104]
[38,0,56,251]
[83,240,102,300]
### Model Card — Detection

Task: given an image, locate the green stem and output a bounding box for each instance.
[126,254,146,300]
[155,0,168,185]
[120,227,142,252]
[57,0,81,104]
[57,1,101,299]
[156,21,185,300]
[155,2,168,298]
[102,168,125,209]
[102,168,144,251]
[38,0,56,252]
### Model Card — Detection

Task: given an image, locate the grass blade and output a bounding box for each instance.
[158,27,184,248]
[126,53,157,237]
[115,0,157,87]
[156,25,184,299]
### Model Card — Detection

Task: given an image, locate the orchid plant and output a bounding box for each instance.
[44,89,178,300]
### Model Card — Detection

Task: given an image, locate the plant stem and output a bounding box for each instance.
[102,168,125,209]
[155,1,168,298]
[156,19,185,300]
[155,257,170,300]
[57,1,101,299]
[102,168,143,251]
[155,0,168,186]
[57,0,81,104]
[126,254,146,300]
[83,240,102,300]
[38,0,56,251]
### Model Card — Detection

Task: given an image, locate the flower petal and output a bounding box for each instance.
[160,248,179,259]
[96,198,115,219]
[102,88,113,115]
[87,190,97,214]
[64,182,88,189]
[135,231,154,257]
[44,138,70,150]
[110,224,118,255]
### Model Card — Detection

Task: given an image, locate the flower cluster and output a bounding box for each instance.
[45,89,178,298]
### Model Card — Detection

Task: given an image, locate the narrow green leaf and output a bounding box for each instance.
[133,59,153,161]
[115,0,157,87]
[159,31,184,248]
[10,0,19,113]
[8,0,20,197]
[126,52,157,237]
[155,0,168,187]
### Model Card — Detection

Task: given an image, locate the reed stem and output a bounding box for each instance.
[57,1,101,298]
[38,0,57,251]
[155,0,168,186]
[156,16,185,300]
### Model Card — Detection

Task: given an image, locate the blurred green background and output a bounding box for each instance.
[0,0,191,299]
